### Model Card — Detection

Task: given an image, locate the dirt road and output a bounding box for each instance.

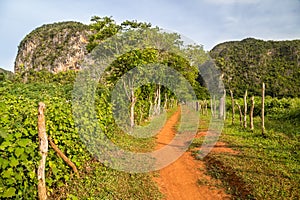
[154,108,234,200]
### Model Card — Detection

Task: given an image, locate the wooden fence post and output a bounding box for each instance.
[250,96,255,131]
[223,89,226,120]
[213,95,217,118]
[235,101,243,127]
[230,90,235,125]
[37,102,48,200]
[243,90,248,128]
[262,83,265,136]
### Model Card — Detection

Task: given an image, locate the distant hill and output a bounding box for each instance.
[0,68,14,81]
[210,38,300,97]
[14,21,90,74]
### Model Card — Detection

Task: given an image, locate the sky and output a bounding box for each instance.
[0,0,299,72]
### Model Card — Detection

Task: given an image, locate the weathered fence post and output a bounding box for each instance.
[243,90,248,128]
[37,102,48,200]
[230,90,235,125]
[235,101,243,127]
[223,89,226,120]
[213,95,217,118]
[250,96,255,131]
[262,83,265,136]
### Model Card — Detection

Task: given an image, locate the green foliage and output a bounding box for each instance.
[0,81,91,198]
[0,68,14,82]
[96,26,208,127]
[87,16,152,52]
[0,76,163,198]
[228,96,300,121]
[210,38,300,97]
[14,69,78,85]
[87,16,121,52]
[191,111,300,199]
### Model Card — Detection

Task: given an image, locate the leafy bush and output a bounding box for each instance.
[226,95,299,119]
[0,82,91,198]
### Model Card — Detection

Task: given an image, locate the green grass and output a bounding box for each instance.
[52,161,162,200]
[191,111,300,200]
[49,108,182,199]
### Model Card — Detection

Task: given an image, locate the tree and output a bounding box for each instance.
[87,18,208,129]
[87,16,121,52]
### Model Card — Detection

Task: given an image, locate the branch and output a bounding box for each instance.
[48,137,80,178]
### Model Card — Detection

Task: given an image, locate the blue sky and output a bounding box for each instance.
[0,0,299,72]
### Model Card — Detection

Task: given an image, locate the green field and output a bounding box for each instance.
[191,97,300,199]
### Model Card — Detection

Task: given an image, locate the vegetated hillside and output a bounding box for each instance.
[0,68,14,81]
[14,21,90,74]
[210,38,300,97]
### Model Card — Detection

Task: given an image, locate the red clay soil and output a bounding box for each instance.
[153,108,235,200]
[195,132,238,154]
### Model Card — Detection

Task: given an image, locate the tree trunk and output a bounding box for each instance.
[243,90,248,128]
[153,87,159,116]
[170,98,174,109]
[163,93,168,111]
[157,84,161,115]
[213,95,217,118]
[219,96,224,119]
[219,89,226,120]
[130,89,136,128]
[149,100,153,118]
[210,98,214,117]
[37,102,48,200]
[195,101,199,112]
[235,101,243,126]
[250,96,255,131]
[262,83,265,136]
[199,103,202,114]
[230,90,235,125]
[204,100,208,116]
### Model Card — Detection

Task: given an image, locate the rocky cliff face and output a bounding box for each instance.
[14,21,90,73]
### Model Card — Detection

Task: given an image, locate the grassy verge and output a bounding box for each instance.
[52,161,161,200]
[191,112,300,199]
[50,108,180,199]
